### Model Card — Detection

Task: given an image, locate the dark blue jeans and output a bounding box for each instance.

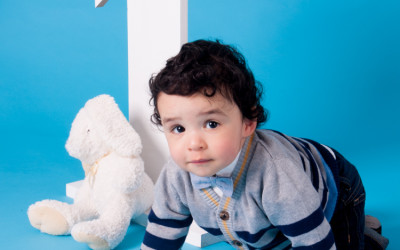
[329,149,366,250]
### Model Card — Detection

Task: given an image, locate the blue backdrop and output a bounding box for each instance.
[0,0,398,249]
[0,0,128,144]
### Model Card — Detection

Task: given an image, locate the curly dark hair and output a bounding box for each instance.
[149,39,268,127]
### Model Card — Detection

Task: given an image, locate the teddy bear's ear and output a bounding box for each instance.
[84,94,142,157]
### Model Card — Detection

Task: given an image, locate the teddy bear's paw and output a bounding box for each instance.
[72,231,110,250]
[28,204,69,235]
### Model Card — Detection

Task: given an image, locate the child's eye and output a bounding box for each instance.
[172,126,185,134]
[206,121,219,129]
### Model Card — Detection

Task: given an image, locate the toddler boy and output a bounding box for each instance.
[141,40,386,249]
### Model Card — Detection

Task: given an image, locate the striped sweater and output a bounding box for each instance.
[142,130,338,249]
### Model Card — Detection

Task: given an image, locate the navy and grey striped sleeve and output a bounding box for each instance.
[141,166,193,250]
[262,157,336,249]
[142,209,193,249]
[276,207,335,249]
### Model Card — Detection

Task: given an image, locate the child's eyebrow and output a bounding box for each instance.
[161,116,179,125]
[161,109,226,125]
[199,108,226,117]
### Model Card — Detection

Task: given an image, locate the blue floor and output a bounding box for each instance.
[0,132,398,249]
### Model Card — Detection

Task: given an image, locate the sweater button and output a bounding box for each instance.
[219,210,230,221]
[232,240,242,247]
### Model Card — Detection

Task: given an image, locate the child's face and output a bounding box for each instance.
[157,92,256,177]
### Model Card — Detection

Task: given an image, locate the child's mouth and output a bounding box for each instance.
[189,159,212,164]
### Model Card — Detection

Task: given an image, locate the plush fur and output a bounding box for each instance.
[28,94,154,249]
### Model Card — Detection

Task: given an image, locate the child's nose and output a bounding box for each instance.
[187,132,206,151]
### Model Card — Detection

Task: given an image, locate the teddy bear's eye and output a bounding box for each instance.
[87,129,90,133]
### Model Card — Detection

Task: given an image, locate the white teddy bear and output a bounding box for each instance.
[28,94,154,249]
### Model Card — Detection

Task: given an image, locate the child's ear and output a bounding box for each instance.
[243,118,257,137]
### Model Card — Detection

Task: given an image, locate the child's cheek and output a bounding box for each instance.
[169,142,186,168]
[215,139,239,163]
